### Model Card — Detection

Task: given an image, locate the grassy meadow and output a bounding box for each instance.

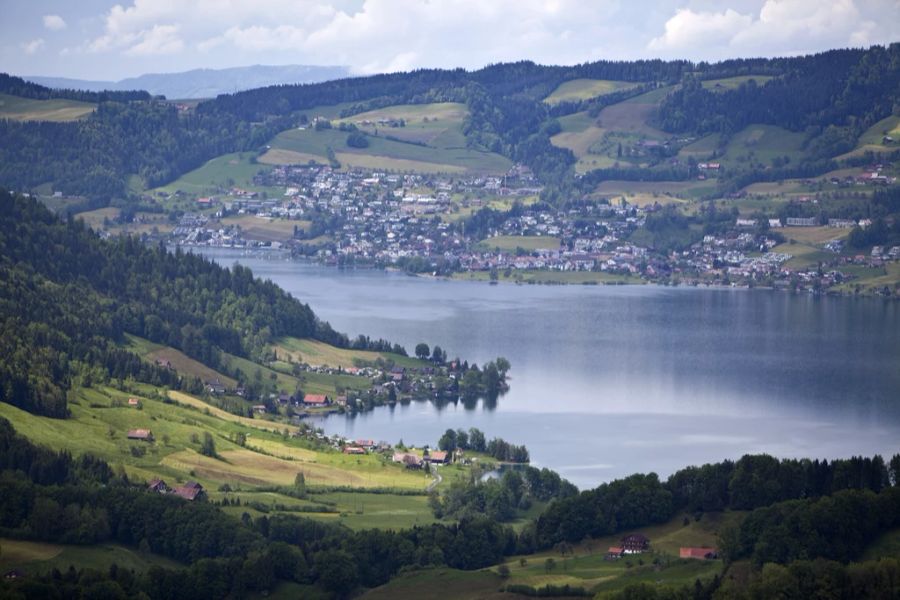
[0,93,95,122]
[701,75,774,92]
[544,79,638,105]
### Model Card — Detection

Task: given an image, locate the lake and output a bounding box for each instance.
[199,249,900,488]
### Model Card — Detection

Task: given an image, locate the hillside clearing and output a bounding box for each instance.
[544,79,638,105]
[0,93,95,121]
[701,75,774,92]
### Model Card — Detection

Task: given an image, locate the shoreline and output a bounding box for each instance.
[183,244,899,300]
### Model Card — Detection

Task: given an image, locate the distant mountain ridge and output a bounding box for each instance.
[24,64,351,99]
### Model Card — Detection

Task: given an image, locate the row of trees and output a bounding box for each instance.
[533,452,900,549]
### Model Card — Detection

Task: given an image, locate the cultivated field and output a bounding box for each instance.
[544,79,638,105]
[274,337,426,370]
[219,214,307,242]
[0,93,95,121]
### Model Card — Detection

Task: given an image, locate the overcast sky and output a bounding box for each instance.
[1,0,898,81]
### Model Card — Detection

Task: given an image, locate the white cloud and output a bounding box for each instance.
[648,8,752,53]
[21,38,45,55]
[83,0,629,72]
[649,0,898,59]
[43,14,68,31]
[74,0,900,74]
[124,24,184,56]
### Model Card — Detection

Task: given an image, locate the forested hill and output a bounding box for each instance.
[0,190,367,418]
[0,44,898,201]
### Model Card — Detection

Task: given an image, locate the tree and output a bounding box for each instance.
[315,550,359,598]
[438,429,457,452]
[545,557,556,573]
[294,472,306,497]
[346,131,369,148]
[200,432,217,457]
[497,563,510,578]
[431,345,446,364]
[415,343,430,360]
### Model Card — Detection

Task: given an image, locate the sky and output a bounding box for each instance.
[1,0,898,81]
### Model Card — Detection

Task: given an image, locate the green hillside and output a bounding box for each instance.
[0,92,95,121]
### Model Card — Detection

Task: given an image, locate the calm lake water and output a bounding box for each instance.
[198,249,900,488]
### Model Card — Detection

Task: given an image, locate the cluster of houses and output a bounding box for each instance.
[604,533,718,561]
[390,450,450,468]
[153,157,899,296]
[147,478,206,501]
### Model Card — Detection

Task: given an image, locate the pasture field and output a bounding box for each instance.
[269,126,511,175]
[150,152,271,196]
[716,124,807,170]
[219,214,308,242]
[74,206,120,230]
[677,133,721,158]
[550,111,606,158]
[0,93,95,121]
[0,538,182,574]
[544,79,638,105]
[593,179,716,199]
[770,243,833,270]
[257,148,326,166]
[476,235,561,252]
[125,334,237,388]
[336,102,468,146]
[701,75,774,92]
[365,513,736,599]
[361,568,506,600]
[837,114,900,159]
[781,226,850,245]
[274,337,426,369]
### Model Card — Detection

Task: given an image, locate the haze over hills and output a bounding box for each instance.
[24,64,351,99]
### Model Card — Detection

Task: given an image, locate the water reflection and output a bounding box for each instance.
[197,249,900,488]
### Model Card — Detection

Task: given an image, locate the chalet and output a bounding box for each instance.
[127,429,154,442]
[155,359,172,368]
[206,379,226,395]
[680,547,718,560]
[605,546,624,560]
[127,398,140,407]
[427,450,449,464]
[148,478,169,493]
[621,533,650,554]
[343,446,366,455]
[302,394,330,407]
[335,395,348,407]
[278,391,291,404]
[173,481,204,501]
[252,404,267,414]
[392,452,423,469]
[235,386,246,397]
[355,439,377,449]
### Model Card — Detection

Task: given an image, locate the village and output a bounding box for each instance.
[155,161,900,296]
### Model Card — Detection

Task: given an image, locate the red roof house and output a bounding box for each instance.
[680,547,718,560]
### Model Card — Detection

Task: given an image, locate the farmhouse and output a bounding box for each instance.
[127,398,140,407]
[147,478,169,493]
[621,533,650,553]
[427,450,449,464]
[302,394,330,406]
[127,429,153,442]
[392,452,423,469]
[206,378,226,395]
[605,546,624,560]
[343,446,366,455]
[172,481,205,501]
[680,547,718,560]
